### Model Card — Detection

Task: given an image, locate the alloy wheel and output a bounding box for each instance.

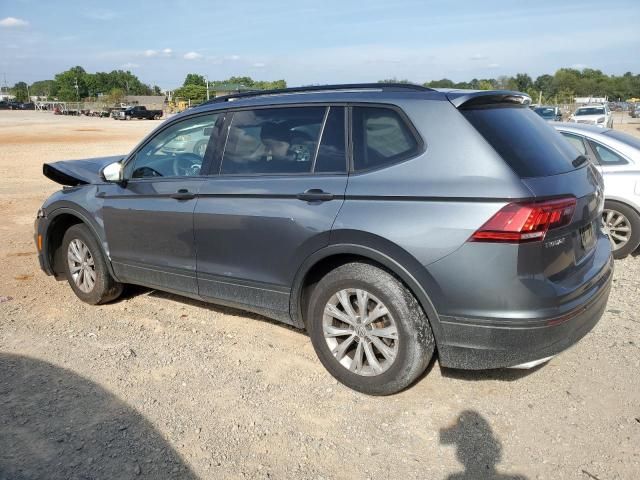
[322,288,399,376]
[67,239,96,293]
[602,209,631,251]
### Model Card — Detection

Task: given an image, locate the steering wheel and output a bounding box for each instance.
[172,153,203,176]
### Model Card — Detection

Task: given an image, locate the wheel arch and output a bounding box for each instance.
[604,196,640,217]
[290,241,444,344]
[45,207,118,280]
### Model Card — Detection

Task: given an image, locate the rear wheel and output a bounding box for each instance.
[62,224,123,304]
[307,262,434,395]
[602,200,640,259]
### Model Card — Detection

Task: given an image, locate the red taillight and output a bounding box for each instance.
[471,197,576,243]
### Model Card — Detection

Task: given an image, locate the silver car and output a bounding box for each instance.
[553,122,640,258]
[568,104,613,128]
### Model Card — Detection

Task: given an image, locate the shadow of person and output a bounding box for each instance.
[0,353,198,480]
[440,410,527,480]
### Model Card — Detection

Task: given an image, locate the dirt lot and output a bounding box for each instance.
[1,111,639,480]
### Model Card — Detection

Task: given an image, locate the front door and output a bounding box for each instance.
[194,105,348,317]
[101,111,224,294]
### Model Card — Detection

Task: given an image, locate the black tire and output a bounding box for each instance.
[603,200,640,259]
[61,224,123,304]
[307,262,435,395]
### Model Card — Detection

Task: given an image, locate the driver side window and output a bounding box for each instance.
[126,113,223,179]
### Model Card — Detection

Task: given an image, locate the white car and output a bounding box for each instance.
[553,122,640,258]
[569,104,613,128]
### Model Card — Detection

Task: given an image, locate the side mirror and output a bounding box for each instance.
[102,161,124,182]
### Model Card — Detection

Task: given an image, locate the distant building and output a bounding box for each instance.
[124,95,166,110]
[0,93,16,101]
[575,96,607,104]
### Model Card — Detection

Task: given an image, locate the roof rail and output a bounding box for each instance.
[201,83,433,105]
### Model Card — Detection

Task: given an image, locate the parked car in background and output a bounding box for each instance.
[629,104,640,118]
[116,105,163,120]
[35,84,612,395]
[19,102,35,110]
[533,106,562,121]
[569,104,613,128]
[0,101,9,110]
[553,122,640,258]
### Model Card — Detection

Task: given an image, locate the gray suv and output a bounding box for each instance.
[35,84,613,395]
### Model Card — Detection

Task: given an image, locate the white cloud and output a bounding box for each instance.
[162,48,173,56]
[487,63,500,68]
[470,53,487,61]
[252,62,266,68]
[226,55,240,61]
[121,62,139,69]
[571,63,589,70]
[143,49,158,57]
[0,17,29,27]
[184,51,203,60]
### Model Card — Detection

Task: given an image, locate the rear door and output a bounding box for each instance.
[194,105,348,317]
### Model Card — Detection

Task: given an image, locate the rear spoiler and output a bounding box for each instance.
[438,89,532,109]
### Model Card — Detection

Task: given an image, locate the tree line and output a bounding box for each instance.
[171,74,287,103]
[7,66,640,105]
[8,66,163,103]
[384,68,640,104]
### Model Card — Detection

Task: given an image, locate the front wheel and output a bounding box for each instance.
[307,262,434,395]
[603,201,640,259]
[62,224,123,304]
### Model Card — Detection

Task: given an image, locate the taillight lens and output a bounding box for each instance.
[471,197,576,243]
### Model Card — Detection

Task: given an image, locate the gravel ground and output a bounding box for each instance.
[0,111,639,480]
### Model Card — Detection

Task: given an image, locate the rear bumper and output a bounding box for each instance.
[437,256,613,370]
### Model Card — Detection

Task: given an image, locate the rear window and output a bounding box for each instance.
[462,106,579,178]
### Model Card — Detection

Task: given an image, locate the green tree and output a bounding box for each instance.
[173,84,207,103]
[511,73,533,92]
[29,80,57,98]
[424,78,455,88]
[55,66,88,101]
[183,73,206,87]
[12,81,29,102]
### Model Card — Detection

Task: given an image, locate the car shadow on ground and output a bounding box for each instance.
[0,353,198,480]
[441,410,528,479]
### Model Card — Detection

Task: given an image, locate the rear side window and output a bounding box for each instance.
[462,107,579,178]
[352,107,419,172]
[588,140,628,165]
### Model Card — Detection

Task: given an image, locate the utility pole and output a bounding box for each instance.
[205,75,210,101]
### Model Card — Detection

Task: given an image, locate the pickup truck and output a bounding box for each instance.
[117,105,163,120]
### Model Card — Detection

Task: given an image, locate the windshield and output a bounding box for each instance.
[575,107,604,116]
[534,107,555,118]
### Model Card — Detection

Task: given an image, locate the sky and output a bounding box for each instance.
[1,0,639,90]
